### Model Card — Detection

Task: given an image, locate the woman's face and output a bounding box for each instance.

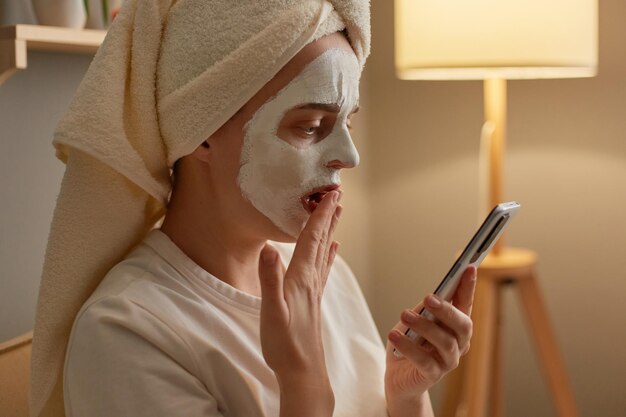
[238,47,360,237]
[198,33,360,241]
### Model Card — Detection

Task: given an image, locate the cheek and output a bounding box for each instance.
[257,142,324,185]
[208,131,247,192]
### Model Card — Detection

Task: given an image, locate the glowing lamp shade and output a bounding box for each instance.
[395,0,598,80]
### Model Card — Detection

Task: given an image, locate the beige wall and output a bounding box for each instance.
[359,0,626,416]
[0,52,92,342]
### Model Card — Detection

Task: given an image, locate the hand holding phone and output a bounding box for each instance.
[394,201,521,357]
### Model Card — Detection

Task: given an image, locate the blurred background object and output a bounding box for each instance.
[84,0,108,30]
[32,0,86,28]
[109,0,122,25]
[0,0,38,26]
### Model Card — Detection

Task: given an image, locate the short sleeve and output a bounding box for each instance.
[64,293,222,417]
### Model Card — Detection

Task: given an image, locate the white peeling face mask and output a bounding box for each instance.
[238,48,361,238]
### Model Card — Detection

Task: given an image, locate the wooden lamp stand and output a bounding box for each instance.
[439,79,578,417]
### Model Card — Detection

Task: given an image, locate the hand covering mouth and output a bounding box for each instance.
[301,184,340,213]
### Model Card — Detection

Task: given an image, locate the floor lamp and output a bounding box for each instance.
[394,1,598,416]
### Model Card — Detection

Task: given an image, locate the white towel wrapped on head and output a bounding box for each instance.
[30,0,370,416]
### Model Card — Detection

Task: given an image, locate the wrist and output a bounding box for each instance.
[386,391,433,417]
[278,375,335,417]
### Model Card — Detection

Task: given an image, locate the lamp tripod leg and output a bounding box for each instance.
[517,272,579,417]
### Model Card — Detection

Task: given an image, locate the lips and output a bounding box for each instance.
[301,184,340,213]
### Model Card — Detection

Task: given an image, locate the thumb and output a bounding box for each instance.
[258,244,285,310]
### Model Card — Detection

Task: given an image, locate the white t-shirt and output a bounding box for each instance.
[64,230,388,416]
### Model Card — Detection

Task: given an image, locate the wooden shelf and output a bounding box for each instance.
[0,24,106,85]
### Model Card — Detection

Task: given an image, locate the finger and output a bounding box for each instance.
[400,310,461,370]
[384,300,425,334]
[452,266,477,316]
[328,203,342,241]
[423,295,473,352]
[410,301,425,315]
[258,244,287,321]
[291,190,339,268]
[388,329,442,380]
[321,205,342,275]
[322,241,339,287]
[315,195,341,272]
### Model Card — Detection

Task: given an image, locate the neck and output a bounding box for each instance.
[160,185,265,298]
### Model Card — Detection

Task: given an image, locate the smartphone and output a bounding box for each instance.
[394,201,521,357]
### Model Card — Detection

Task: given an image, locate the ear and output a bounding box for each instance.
[189,140,211,163]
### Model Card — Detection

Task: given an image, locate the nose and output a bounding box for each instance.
[325,131,360,170]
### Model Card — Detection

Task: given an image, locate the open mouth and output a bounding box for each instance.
[301,185,340,213]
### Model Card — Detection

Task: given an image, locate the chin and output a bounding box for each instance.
[246,198,311,243]
[255,212,303,243]
[267,215,310,243]
[267,221,303,243]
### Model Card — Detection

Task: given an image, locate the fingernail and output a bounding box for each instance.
[335,206,343,219]
[401,310,418,322]
[469,267,478,281]
[389,329,402,342]
[332,191,339,203]
[426,294,442,308]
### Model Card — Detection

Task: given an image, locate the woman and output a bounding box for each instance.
[30,1,476,416]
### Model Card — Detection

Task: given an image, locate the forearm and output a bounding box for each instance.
[386,391,434,417]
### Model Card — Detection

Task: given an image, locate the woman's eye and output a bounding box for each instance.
[300,125,319,136]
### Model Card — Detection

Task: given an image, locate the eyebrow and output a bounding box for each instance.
[294,103,360,114]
